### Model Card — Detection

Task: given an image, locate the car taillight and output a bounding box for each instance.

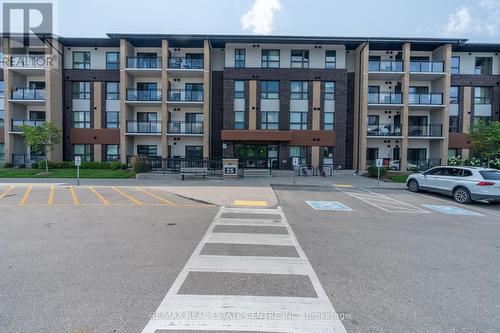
[476,181,495,186]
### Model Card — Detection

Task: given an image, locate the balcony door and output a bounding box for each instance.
[136,53,158,68]
[407,148,426,162]
[136,82,158,101]
[29,111,45,121]
[137,112,157,122]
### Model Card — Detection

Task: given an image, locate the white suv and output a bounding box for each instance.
[406,166,500,204]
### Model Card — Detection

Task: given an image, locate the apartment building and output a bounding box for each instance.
[1,34,499,171]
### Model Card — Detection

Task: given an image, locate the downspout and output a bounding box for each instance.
[355,40,369,174]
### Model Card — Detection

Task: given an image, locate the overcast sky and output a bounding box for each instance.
[2,0,500,42]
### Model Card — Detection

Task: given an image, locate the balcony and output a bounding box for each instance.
[11,88,46,102]
[409,93,443,106]
[410,61,444,73]
[168,89,204,103]
[368,60,403,79]
[11,119,45,132]
[167,121,203,135]
[126,56,162,69]
[126,89,162,103]
[368,92,403,108]
[408,124,443,137]
[125,121,162,134]
[168,57,204,70]
[367,123,402,137]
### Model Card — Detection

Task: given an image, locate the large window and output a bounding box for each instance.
[290,146,308,165]
[235,80,245,99]
[475,57,492,75]
[0,143,4,162]
[261,49,280,68]
[235,111,245,129]
[0,81,4,98]
[449,116,459,133]
[0,110,4,128]
[451,56,460,74]
[105,145,120,161]
[261,111,279,129]
[474,87,492,104]
[325,50,336,69]
[106,112,119,128]
[137,145,157,157]
[325,82,335,100]
[291,50,309,68]
[106,82,119,100]
[185,146,203,160]
[106,52,119,70]
[73,111,90,128]
[450,86,459,104]
[366,148,379,162]
[324,111,335,130]
[290,81,308,100]
[235,49,246,68]
[473,116,491,125]
[73,51,90,69]
[261,81,279,99]
[234,80,245,129]
[290,111,308,130]
[74,144,91,161]
[72,82,90,99]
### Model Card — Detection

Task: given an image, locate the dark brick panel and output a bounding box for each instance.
[211,71,224,159]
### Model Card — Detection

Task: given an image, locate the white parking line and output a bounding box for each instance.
[412,192,500,217]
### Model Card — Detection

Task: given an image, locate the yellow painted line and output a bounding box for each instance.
[47,186,55,205]
[0,186,14,200]
[69,187,80,205]
[89,186,110,205]
[333,184,353,188]
[135,187,175,205]
[19,186,33,206]
[112,187,143,205]
[233,200,268,207]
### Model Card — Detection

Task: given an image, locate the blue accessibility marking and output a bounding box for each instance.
[422,205,483,216]
[306,201,353,211]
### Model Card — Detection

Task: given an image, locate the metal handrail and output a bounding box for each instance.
[407,124,443,137]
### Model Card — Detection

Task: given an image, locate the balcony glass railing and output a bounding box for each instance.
[168,121,203,134]
[367,123,402,136]
[10,55,46,68]
[368,60,403,72]
[368,92,402,104]
[407,158,441,172]
[409,93,443,105]
[408,124,442,137]
[126,57,162,69]
[168,57,204,69]
[11,119,45,132]
[126,89,162,101]
[11,88,46,100]
[168,89,204,102]
[410,61,444,73]
[126,120,162,133]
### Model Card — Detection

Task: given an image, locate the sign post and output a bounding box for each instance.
[376,158,383,187]
[75,156,81,186]
[292,157,299,184]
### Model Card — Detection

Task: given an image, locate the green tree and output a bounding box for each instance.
[20,122,62,173]
[469,120,500,168]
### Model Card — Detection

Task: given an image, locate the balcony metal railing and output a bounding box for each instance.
[407,158,441,171]
[409,61,444,73]
[168,57,204,69]
[167,121,203,134]
[10,55,47,68]
[409,93,443,105]
[126,56,162,69]
[168,89,204,102]
[367,123,402,136]
[368,60,403,72]
[11,88,46,100]
[368,92,402,104]
[408,124,443,137]
[126,120,162,133]
[126,89,162,101]
[11,119,45,132]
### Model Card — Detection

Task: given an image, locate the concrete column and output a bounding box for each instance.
[312,81,321,130]
[119,39,133,163]
[3,38,13,163]
[203,40,211,159]
[439,44,452,166]
[249,80,257,130]
[311,146,320,167]
[352,42,369,171]
[400,42,411,172]
[161,39,169,159]
[462,87,472,133]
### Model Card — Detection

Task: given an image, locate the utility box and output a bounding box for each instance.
[222,158,239,179]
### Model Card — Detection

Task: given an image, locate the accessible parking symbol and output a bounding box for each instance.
[306,201,353,211]
[422,205,483,216]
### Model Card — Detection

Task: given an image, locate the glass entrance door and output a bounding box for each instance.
[234,144,280,169]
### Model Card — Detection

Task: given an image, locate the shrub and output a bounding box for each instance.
[367,165,387,177]
[31,162,39,169]
[38,160,74,169]
[109,161,127,170]
[17,164,26,169]
[3,162,14,168]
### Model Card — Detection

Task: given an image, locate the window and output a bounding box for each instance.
[29,111,45,121]
[0,110,4,128]
[325,50,336,69]
[290,81,308,100]
[105,145,120,161]
[451,56,460,74]
[106,112,119,128]
[475,57,492,75]
[106,82,119,100]
[449,115,459,133]
[368,115,379,126]
[322,147,334,165]
[137,112,157,122]
[261,111,279,129]
[106,52,119,70]
[366,148,379,162]
[261,49,280,68]
[235,111,245,129]
[290,111,308,130]
[473,116,491,125]
[407,148,426,162]
[0,143,4,162]
[261,81,279,99]
[137,145,157,157]
[185,146,203,160]
[324,112,335,130]
[0,81,4,99]
[290,146,308,165]
[474,87,492,104]
[291,50,309,68]
[424,167,444,176]
[235,80,245,99]
[73,51,90,69]
[450,86,459,104]
[325,82,335,100]
[448,148,460,158]
[72,82,90,99]
[73,111,90,128]
[235,49,245,68]
[73,144,91,161]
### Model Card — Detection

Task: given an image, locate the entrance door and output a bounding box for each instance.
[234,144,279,169]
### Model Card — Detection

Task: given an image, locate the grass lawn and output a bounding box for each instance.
[386,174,409,183]
[0,168,135,179]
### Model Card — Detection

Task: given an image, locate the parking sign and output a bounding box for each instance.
[376,159,383,167]
[75,156,81,166]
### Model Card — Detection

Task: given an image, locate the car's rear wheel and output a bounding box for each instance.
[407,179,419,192]
[453,187,471,204]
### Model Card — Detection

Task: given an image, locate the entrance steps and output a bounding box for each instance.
[243,169,272,178]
